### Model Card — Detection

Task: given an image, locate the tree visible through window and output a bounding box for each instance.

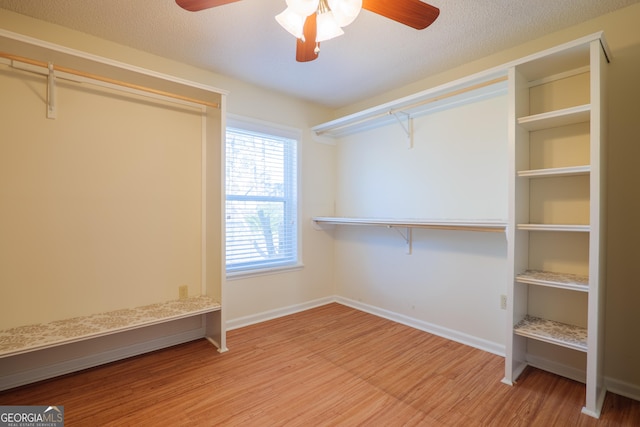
[225,126,298,272]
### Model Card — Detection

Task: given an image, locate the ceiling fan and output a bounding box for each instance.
[175,0,440,62]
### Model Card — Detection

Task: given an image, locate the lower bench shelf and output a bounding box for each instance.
[0,295,221,358]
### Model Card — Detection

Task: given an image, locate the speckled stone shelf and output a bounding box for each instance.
[514,315,587,352]
[516,270,589,292]
[0,296,220,358]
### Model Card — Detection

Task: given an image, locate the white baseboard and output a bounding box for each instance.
[606,376,640,402]
[520,355,640,404]
[225,296,504,356]
[0,328,208,391]
[225,296,336,330]
[333,296,506,356]
[525,354,587,384]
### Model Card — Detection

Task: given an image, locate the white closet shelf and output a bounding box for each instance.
[517,165,590,178]
[517,104,590,131]
[517,224,590,232]
[516,270,589,292]
[311,73,508,139]
[312,217,507,232]
[514,315,587,352]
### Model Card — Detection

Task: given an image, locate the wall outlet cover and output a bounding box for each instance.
[179,285,188,300]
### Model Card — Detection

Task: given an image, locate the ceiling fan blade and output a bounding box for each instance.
[362,0,439,30]
[296,14,319,62]
[175,0,241,12]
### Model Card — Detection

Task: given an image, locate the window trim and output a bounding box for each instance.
[224,114,302,278]
[226,263,304,281]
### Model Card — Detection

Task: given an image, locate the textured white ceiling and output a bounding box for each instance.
[0,0,637,108]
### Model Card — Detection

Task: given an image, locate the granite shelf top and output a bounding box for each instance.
[0,295,220,357]
[514,315,587,352]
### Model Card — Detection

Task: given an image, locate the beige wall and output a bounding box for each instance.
[0,9,337,328]
[332,93,509,353]
[0,66,205,327]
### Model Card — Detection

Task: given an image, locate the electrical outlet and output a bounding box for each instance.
[179,285,188,300]
[500,294,507,310]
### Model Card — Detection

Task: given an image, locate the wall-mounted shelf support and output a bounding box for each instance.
[47,62,56,119]
[390,111,413,148]
[388,225,412,254]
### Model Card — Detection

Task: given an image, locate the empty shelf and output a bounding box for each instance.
[517,165,590,178]
[312,217,507,232]
[517,224,590,232]
[517,104,590,131]
[516,270,589,292]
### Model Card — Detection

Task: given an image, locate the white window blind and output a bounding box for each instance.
[225,126,298,273]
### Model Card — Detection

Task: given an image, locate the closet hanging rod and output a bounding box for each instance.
[0,51,220,109]
[314,75,508,136]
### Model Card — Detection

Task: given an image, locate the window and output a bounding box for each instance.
[225,120,298,274]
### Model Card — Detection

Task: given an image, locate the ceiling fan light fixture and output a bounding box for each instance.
[327,0,362,27]
[286,0,319,16]
[315,10,344,42]
[275,8,307,39]
[178,0,441,63]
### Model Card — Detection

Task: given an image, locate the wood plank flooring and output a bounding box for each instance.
[1,303,639,426]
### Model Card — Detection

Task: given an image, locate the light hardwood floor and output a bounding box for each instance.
[1,303,639,426]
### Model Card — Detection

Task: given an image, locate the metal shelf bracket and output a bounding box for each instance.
[390,111,413,148]
[47,62,56,119]
[388,226,413,254]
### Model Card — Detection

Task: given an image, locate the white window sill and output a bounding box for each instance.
[226,263,304,281]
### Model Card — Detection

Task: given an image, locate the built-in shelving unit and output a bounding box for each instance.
[504,32,609,418]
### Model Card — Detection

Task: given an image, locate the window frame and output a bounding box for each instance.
[224,114,302,278]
